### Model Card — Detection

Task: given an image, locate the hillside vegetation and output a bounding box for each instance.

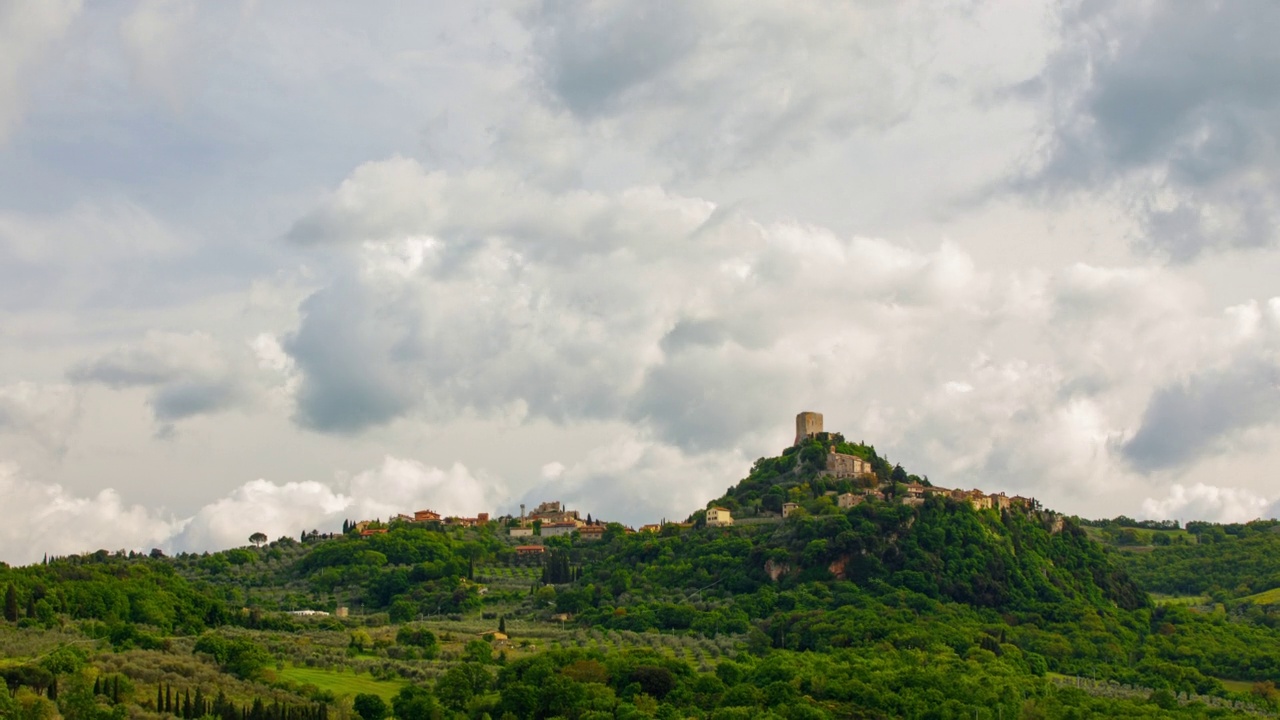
[4,441,1280,718]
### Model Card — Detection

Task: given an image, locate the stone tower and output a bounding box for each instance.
[795,411,823,445]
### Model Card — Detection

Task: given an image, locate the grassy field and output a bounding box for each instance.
[1218,678,1256,694]
[1240,586,1280,605]
[274,665,407,701]
[1150,593,1211,607]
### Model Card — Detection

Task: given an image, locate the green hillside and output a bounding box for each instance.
[4,441,1280,718]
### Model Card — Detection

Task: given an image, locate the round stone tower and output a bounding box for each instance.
[795,411,824,445]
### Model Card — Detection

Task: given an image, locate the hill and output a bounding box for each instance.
[4,439,1280,718]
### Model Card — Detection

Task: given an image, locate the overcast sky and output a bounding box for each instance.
[2,1,1279,564]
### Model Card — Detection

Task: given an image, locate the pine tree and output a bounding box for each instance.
[3,584,17,622]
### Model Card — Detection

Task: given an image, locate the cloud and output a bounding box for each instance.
[0,0,82,142]
[0,382,80,451]
[1141,483,1274,524]
[1122,359,1280,472]
[278,158,1280,520]
[0,455,501,564]
[118,0,204,110]
[0,463,178,565]
[68,331,257,433]
[525,0,936,172]
[518,430,746,526]
[1122,298,1280,472]
[282,159,1001,448]
[0,201,186,311]
[161,456,504,555]
[1022,2,1280,259]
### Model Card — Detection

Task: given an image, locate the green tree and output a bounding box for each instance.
[435,664,490,713]
[249,532,268,548]
[391,685,442,720]
[352,693,388,720]
[3,584,17,622]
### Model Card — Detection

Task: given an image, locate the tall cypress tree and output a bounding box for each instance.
[3,584,18,622]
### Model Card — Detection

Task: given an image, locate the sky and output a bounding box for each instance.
[1,0,1279,564]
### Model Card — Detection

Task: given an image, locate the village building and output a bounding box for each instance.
[445,513,490,528]
[509,526,534,538]
[782,502,801,518]
[540,521,579,537]
[514,545,546,556]
[706,507,734,527]
[825,449,873,479]
[639,523,662,533]
[578,525,606,541]
[414,509,441,522]
[837,492,865,509]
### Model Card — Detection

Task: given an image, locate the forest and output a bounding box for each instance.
[3,439,1280,719]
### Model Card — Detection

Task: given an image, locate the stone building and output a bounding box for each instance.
[837,492,865,509]
[782,502,801,518]
[825,449,872,479]
[795,411,824,445]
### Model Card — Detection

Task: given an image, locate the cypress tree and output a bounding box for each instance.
[157,684,164,712]
[498,615,506,634]
[112,676,120,704]
[93,677,101,696]
[3,584,17,622]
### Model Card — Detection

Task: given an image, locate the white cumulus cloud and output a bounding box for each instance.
[1141,483,1274,525]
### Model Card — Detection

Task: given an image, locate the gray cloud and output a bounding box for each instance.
[1123,359,1280,472]
[67,331,254,430]
[0,0,82,142]
[284,279,423,433]
[1024,2,1280,259]
[526,0,933,172]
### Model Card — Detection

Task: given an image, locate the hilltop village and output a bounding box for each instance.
[347,411,1047,548]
